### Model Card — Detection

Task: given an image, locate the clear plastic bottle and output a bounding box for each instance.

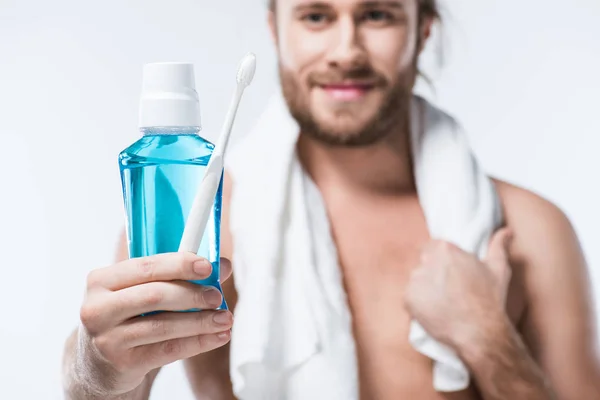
[118,63,226,310]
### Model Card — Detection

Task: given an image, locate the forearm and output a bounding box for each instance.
[62,328,158,400]
[64,376,154,400]
[458,315,555,400]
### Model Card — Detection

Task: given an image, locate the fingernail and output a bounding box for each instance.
[193,259,211,276]
[217,331,231,340]
[213,311,232,325]
[202,287,222,307]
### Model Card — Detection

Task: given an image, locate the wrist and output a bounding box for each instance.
[65,377,149,400]
[453,309,514,366]
[64,330,148,400]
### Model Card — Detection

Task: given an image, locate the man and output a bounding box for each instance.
[62,0,600,399]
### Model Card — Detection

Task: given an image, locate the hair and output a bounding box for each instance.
[268,0,441,22]
[417,0,441,21]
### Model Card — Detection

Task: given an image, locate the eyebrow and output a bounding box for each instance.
[293,1,405,12]
[359,1,404,9]
[293,2,331,12]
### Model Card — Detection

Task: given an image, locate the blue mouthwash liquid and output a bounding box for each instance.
[119,126,226,310]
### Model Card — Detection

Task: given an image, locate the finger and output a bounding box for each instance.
[117,310,233,347]
[485,227,513,264]
[108,281,223,323]
[134,331,231,370]
[219,257,233,282]
[90,252,213,291]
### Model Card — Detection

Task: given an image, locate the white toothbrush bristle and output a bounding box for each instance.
[236,52,257,87]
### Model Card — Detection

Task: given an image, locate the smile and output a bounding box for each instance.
[318,83,375,101]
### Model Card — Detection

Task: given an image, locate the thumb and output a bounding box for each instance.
[485,227,513,264]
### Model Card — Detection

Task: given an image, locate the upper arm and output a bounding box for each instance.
[497,181,600,399]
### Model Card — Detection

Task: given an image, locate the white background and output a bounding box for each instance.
[1,0,599,399]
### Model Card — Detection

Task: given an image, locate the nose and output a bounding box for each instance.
[325,16,367,70]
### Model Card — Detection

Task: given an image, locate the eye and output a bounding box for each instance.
[304,13,326,23]
[361,10,395,25]
[301,12,332,28]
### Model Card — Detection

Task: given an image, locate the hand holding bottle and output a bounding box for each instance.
[74,253,233,397]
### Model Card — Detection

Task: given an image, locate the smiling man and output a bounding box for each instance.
[63,1,600,400]
[277,0,421,149]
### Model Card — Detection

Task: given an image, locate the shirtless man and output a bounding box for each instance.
[62,0,600,399]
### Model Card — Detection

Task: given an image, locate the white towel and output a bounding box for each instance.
[225,89,503,399]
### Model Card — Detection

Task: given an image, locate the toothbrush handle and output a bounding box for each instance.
[179,155,223,253]
[215,85,244,154]
[179,84,247,254]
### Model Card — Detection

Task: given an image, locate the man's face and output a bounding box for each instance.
[270,0,427,146]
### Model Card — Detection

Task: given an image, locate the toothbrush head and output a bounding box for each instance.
[236,52,257,88]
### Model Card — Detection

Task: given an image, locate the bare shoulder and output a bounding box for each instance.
[493,179,573,234]
[492,179,584,267]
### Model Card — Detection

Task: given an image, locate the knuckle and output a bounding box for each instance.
[196,334,208,349]
[192,287,205,307]
[161,339,182,357]
[122,321,144,344]
[194,311,211,331]
[141,286,164,307]
[123,317,171,344]
[149,318,170,338]
[137,257,156,280]
[79,302,101,330]
[85,269,103,290]
[178,252,192,276]
[91,335,137,374]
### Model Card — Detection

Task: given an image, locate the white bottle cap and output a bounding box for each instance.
[139,62,202,128]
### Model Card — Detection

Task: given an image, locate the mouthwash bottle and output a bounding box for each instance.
[119,62,226,310]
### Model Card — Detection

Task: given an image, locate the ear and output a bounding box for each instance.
[418,16,434,53]
[268,10,279,49]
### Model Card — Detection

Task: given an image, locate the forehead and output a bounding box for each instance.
[278,0,409,9]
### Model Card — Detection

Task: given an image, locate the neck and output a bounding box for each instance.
[297,115,415,196]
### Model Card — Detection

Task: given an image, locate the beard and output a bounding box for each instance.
[279,60,417,147]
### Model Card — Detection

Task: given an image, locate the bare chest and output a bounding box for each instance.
[326,197,525,400]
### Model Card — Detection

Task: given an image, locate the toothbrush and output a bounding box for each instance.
[178,52,257,253]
